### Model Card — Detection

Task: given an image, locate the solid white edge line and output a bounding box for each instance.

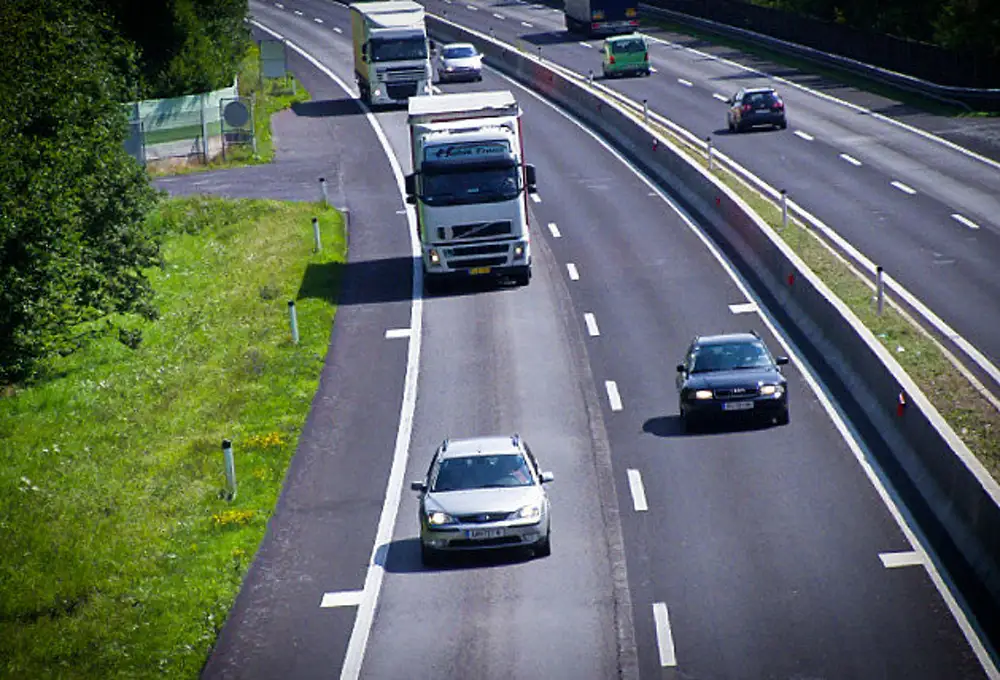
[652,602,678,666]
[566,262,580,280]
[728,302,758,314]
[951,214,981,230]
[547,222,561,238]
[483,68,997,677]
[584,312,600,337]
[794,130,814,141]
[880,551,925,569]
[891,180,917,195]
[839,153,863,166]
[249,21,422,680]
[641,33,1000,172]
[531,193,541,203]
[385,328,412,339]
[321,590,365,608]
[626,469,648,512]
[605,380,623,411]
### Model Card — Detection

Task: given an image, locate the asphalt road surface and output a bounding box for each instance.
[154,2,999,678]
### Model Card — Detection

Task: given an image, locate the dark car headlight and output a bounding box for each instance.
[693,389,713,400]
[759,384,784,396]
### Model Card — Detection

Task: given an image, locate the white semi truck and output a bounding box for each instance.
[350,1,432,106]
[405,91,537,291]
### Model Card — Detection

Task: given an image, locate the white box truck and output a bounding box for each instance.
[350,1,432,106]
[405,91,537,291]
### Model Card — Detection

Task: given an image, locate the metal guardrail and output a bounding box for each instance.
[639,4,1000,111]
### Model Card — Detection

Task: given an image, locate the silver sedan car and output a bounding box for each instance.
[411,434,554,565]
[435,42,483,83]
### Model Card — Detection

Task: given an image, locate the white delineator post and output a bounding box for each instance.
[781,189,788,229]
[876,265,885,316]
[222,438,237,500]
[312,217,322,252]
[319,177,329,206]
[706,136,714,171]
[288,300,300,344]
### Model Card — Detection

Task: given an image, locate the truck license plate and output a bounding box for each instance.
[469,267,491,275]
[466,528,505,539]
[723,401,754,411]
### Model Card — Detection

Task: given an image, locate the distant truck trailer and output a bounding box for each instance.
[350,1,432,105]
[564,0,639,36]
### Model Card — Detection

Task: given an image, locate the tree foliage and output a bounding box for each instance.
[0,0,160,381]
[89,0,251,98]
[751,0,1000,57]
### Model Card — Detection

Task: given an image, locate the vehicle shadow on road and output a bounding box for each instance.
[382,538,536,573]
[643,415,776,437]
[291,98,366,118]
[518,31,588,47]
[297,256,414,306]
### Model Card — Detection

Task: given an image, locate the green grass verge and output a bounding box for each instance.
[643,17,997,117]
[0,196,346,677]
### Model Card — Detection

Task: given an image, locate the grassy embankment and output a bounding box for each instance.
[0,196,346,677]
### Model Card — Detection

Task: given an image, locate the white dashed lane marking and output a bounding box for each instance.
[579,42,592,49]
[334,26,343,33]
[294,9,303,15]
[952,214,980,230]
[314,17,323,23]
[712,93,729,102]
[605,381,623,411]
[584,313,600,337]
[531,193,541,203]
[891,180,917,195]
[547,222,561,238]
[653,603,678,666]
[384,328,412,340]
[566,263,580,280]
[275,2,284,7]
[493,12,505,19]
[794,130,814,141]
[677,78,693,87]
[839,153,862,166]
[467,4,478,10]
[728,302,758,314]
[521,21,533,27]
[320,590,364,608]
[880,551,924,568]
[626,469,648,511]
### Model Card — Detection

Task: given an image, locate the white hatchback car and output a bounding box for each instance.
[436,42,483,83]
[411,434,554,565]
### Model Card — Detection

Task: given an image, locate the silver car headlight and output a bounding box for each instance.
[510,503,541,520]
[694,389,713,400]
[427,510,456,526]
[759,384,783,396]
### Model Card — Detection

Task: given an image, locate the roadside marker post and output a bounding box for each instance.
[876,265,885,316]
[319,177,329,206]
[288,300,300,345]
[312,217,322,252]
[222,439,237,500]
[781,189,788,230]
[706,136,714,171]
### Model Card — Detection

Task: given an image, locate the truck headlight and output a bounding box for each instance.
[428,248,441,265]
[373,87,382,98]
[513,242,527,260]
[694,389,713,400]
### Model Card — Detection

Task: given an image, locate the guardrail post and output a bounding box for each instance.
[706,136,714,171]
[312,217,322,252]
[222,439,237,500]
[319,177,329,206]
[643,99,648,124]
[780,189,788,229]
[288,300,300,344]
[876,265,885,316]
[537,46,542,61]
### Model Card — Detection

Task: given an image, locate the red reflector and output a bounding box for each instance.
[742,104,752,112]
[609,54,615,64]
[592,23,600,30]
[643,52,648,61]
[774,101,784,109]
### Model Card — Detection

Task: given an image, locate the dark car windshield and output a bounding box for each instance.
[743,91,779,106]
[432,454,534,491]
[421,166,520,206]
[443,45,477,58]
[691,342,773,373]
[611,38,645,53]
[371,37,427,62]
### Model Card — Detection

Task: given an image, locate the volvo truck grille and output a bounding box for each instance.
[439,220,513,241]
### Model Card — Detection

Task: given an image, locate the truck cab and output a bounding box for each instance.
[350,1,432,106]
[406,92,537,292]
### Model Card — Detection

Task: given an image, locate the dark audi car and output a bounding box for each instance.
[726,87,787,133]
[676,332,789,431]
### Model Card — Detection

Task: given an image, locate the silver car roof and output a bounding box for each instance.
[438,435,522,460]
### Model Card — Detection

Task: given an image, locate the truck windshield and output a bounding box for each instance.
[371,37,428,62]
[421,167,521,206]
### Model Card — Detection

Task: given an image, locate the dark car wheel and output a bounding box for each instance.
[776,407,790,426]
[534,532,551,558]
[681,410,701,433]
[779,119,788,130]
[421,543,441,567]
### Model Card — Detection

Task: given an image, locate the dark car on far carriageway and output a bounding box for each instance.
[676,332,790,432]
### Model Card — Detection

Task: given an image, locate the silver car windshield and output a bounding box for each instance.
[421,166,520,206]
[691,342,772,373]
[432,454,534,491]
[443,46,477,58]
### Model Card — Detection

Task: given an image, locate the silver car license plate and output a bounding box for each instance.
[466,528,505,539]
[723,401,754,411]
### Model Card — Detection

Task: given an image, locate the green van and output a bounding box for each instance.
[601,33,650,78]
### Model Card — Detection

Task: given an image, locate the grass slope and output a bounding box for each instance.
[0,196,346,677]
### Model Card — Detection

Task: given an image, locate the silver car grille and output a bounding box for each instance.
[456,512,510,523]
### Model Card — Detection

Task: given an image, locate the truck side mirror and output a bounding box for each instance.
[525,164,537,193]
[404,173,416,196]
[429,39,436,50]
